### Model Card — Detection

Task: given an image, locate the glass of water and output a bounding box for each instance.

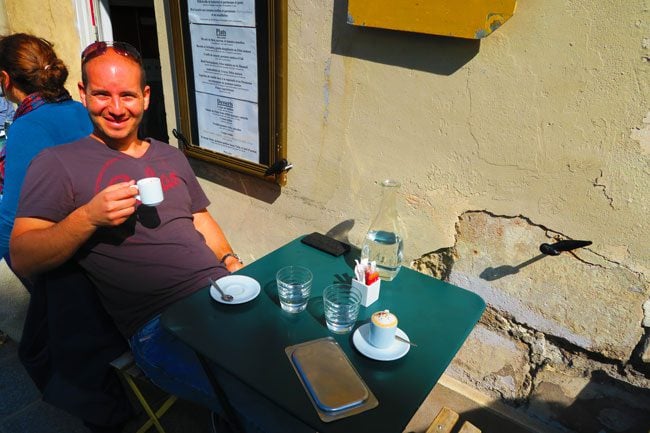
[276,265,313,313]
[323,283,362,333]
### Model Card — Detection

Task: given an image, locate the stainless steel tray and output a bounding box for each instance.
[286,337,378,422]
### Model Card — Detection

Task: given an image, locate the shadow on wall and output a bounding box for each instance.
[530,370,650,433]
[187,158,281,204]
[325,219,355,245]
[480,254,547,281]
[331,0,480,76]
[480,240,594,281]
[326,220,359,270]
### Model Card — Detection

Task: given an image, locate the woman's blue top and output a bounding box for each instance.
[0,100,93,259]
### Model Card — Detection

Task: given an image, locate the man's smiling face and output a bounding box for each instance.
[79,49,150,148]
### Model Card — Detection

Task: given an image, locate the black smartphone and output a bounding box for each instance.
[300,232,351,257]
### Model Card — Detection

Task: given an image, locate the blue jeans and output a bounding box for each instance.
[130,315,314,433]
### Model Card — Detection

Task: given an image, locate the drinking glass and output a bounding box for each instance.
[323,283,362,333]
[276,266,313,313]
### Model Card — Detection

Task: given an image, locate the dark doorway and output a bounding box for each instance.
[109,0,169,143]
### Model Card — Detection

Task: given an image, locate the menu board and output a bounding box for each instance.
[188,0,260,163]
[170,0,287,184]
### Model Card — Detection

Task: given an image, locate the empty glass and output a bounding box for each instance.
[276,266,313,313]
[323,284,362,333]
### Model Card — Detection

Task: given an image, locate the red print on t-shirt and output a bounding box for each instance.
[94,157,181,194]
[144,166,180,191]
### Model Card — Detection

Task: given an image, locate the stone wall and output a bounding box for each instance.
[414,212,650,431]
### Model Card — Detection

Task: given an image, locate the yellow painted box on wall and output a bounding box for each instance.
[347,0,517,39]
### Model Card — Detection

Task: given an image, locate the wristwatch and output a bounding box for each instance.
[220,252,243,265]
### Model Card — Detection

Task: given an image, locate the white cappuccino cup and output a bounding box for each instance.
[131,177,164,206]
[368,310,398,349]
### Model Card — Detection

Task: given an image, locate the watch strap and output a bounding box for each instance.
[220,252,242,264]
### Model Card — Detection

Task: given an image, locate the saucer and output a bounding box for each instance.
[210,275,261,305]
[352,323,410,361]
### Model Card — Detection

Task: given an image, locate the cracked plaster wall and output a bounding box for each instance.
[414,212,650,431]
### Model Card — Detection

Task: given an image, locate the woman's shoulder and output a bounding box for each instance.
[42,99,87,114]
[19,99,87,122]
[19,100,91,136]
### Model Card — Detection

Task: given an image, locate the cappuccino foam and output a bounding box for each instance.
[371,310,397,328]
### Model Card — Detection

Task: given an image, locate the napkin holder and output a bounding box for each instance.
[352,278,380,307]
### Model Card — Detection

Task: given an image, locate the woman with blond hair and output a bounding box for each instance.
[0,33,92,262]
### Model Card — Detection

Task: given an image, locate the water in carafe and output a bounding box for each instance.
[361,230,403,281]
[361,179,404,281]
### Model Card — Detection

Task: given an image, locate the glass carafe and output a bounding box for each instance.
[361,179,404,281]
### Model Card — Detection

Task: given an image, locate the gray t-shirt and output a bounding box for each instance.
[17,136,229,336]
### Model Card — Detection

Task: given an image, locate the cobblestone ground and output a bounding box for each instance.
[0,334,213,433]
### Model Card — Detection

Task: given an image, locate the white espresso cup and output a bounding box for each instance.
[131,177,164,206]
[368,309,398,349]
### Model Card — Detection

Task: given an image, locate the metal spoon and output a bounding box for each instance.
[395,335,417,347]
[209,277,233,302]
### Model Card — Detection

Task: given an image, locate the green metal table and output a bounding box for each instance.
[161,235,485,433]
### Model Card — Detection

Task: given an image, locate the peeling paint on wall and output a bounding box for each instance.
[631,111,650,155]
[415,210,650,431]
[420,210,648,360]
[450,272,594,349]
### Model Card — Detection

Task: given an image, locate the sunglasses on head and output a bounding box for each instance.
[81,41,142,65]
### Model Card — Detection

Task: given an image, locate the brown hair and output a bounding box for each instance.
[0,33,70,101]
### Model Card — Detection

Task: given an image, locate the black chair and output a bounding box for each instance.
[18,261,134,431]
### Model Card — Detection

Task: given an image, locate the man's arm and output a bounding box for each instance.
[10,181,138,277]
[193,209,243,273]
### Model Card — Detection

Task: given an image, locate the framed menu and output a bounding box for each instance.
[169,0,288,185]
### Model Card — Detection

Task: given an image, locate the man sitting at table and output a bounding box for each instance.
[10,41,312,433]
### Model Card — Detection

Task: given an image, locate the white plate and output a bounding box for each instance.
[210,275,261,305]
[352,323,410,361]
